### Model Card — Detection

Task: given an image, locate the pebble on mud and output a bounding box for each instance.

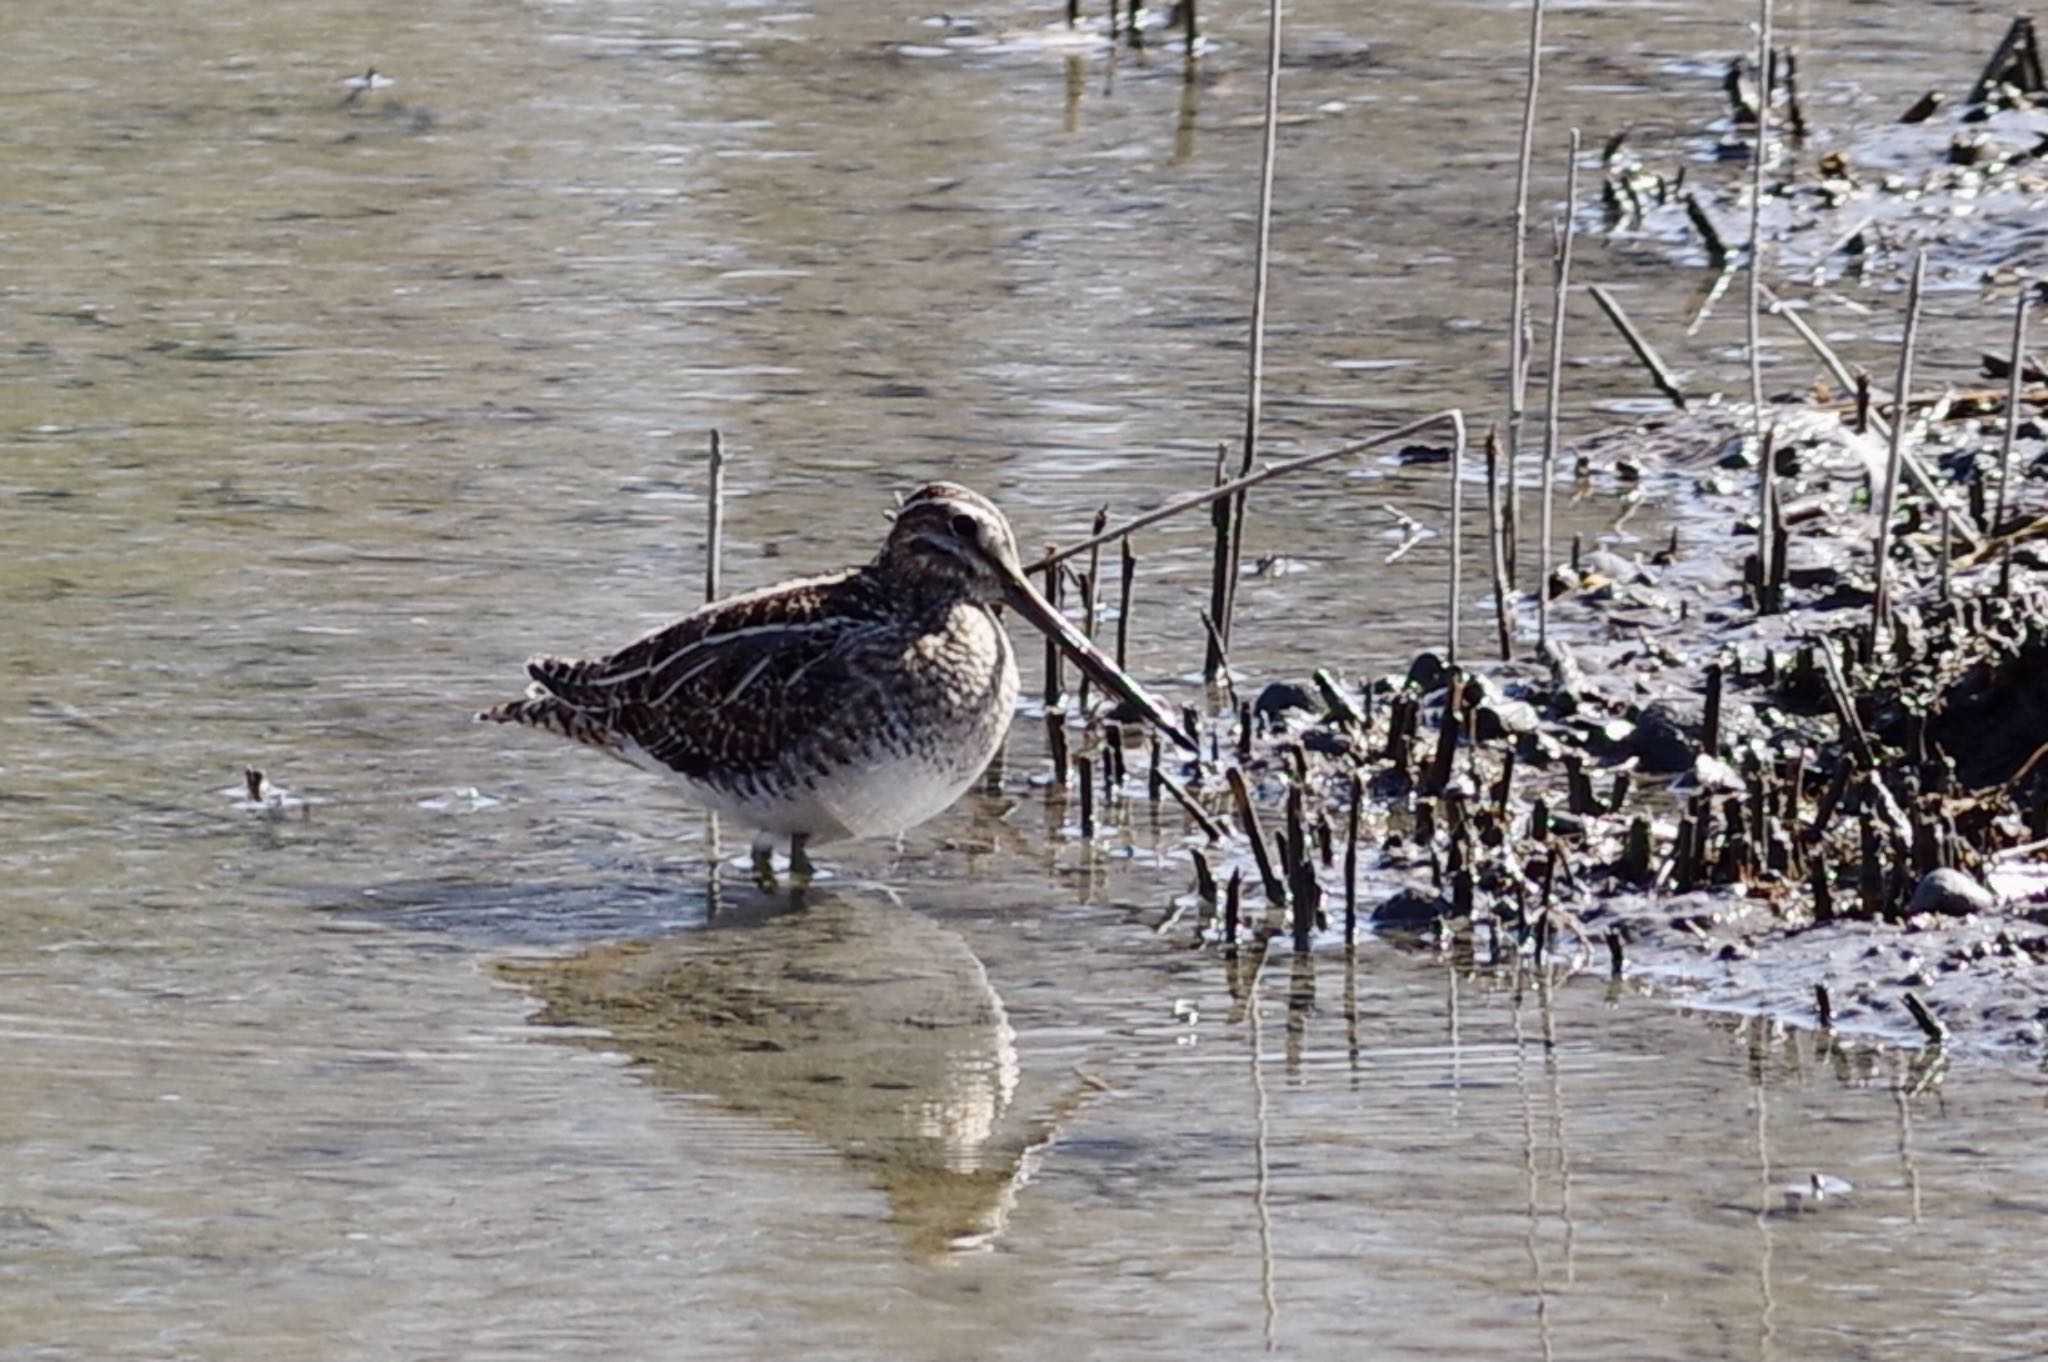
[1371,887,1453,935]
[1909,867,1999,916]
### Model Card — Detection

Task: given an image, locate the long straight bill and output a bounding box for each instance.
[1003,572,1199,754]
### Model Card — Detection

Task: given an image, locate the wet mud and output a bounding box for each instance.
[1120,28,2048,1058]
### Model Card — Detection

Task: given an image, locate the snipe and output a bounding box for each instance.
[481,483,1192,883]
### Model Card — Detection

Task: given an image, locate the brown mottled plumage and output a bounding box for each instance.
[480,484,1190,875]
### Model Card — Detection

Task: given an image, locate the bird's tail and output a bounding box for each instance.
[476,678,624,755]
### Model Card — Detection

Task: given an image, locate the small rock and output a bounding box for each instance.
[1688,753,1746,793]
[1909,867,1997,915]
[1301,727,1354,758]
[1253,681,1317,725]
[1404,652,1449,695]
[1371,888,1453,935]
[1627,703,1700,773]
[1475,699,1540,742]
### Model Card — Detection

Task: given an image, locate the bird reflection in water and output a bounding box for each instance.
[499,890,1073,1256]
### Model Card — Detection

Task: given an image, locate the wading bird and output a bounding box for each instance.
[481,483,1192,885]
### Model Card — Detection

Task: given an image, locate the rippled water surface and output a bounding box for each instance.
[5,0,2046,1358]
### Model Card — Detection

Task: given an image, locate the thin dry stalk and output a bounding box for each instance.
[1211,0,1287,680]
[1484,426,1513,660]
[1747,0,1775,602]
[1079,505,1107,711]
[1116,536,1137,669]
[1997,290,2032,595]
[1872,248,1928,634]
[1040,410,1466,569]
[1204,443,1232,679]
[705,429,726,603]
[1538,130,1581,651]
[1763,285,1982,547]
[1504,0,1547,511]
[1447,410,1469,665]
[1588,284,1688,409]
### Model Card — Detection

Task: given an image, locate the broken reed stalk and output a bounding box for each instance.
[1747,0,1774,606]
[1902,991,1947,1044]
[1871,248,1928,635]
[1343,772,1362,941]
[1757,424,1780,613]
[1210,0,1287,682]
[1203,443,1232,682]
[1538,130,1581,651]
[1116,536,1137,669]
[1038,410,1467,569]
[1682,193,1729,268]
[1043,554,1065,707]
[1448,411,1466,666]
[1199,611,1243,711]
[703,429,728,870]
[1078,755,1096,837]
[1761,284,1982,546]
[1182,0,1198,54]
[1158,763,1227,842]
[1587,284,1688,409]
[1503,0,1547,518]
[1967,15,2042,105]
[1226,766,1290,907]
[1484,427,1513,660]
[1079,505,1107,712]
[1997,290,2031,595]
[703,428,729,604]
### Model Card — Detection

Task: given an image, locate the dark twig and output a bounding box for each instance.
[705,429,726,604]
[1967,16,2042,105]
[1158,764,1226,843]
[1204,443,1233,682]
[1902,991,1947,1045]
[1683,192,1729,268]
[1343,772,1362,942]
[1227,766,1290,907]
[1588,284,1688,410]
[1116,536,1137,669]
[1484,427,1514,659]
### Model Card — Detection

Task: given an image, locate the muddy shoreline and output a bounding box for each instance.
[1116,28,2048,1060]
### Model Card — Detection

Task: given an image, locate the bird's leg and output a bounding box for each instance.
[789,832,816,886]
[750,831,778,891]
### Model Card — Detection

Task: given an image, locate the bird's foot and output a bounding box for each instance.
[750,834,779,892]
[789,833,816,888]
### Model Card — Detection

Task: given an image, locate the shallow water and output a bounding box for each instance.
[4,0,2045,1357]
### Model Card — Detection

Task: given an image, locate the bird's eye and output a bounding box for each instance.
[950,513,979,542]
